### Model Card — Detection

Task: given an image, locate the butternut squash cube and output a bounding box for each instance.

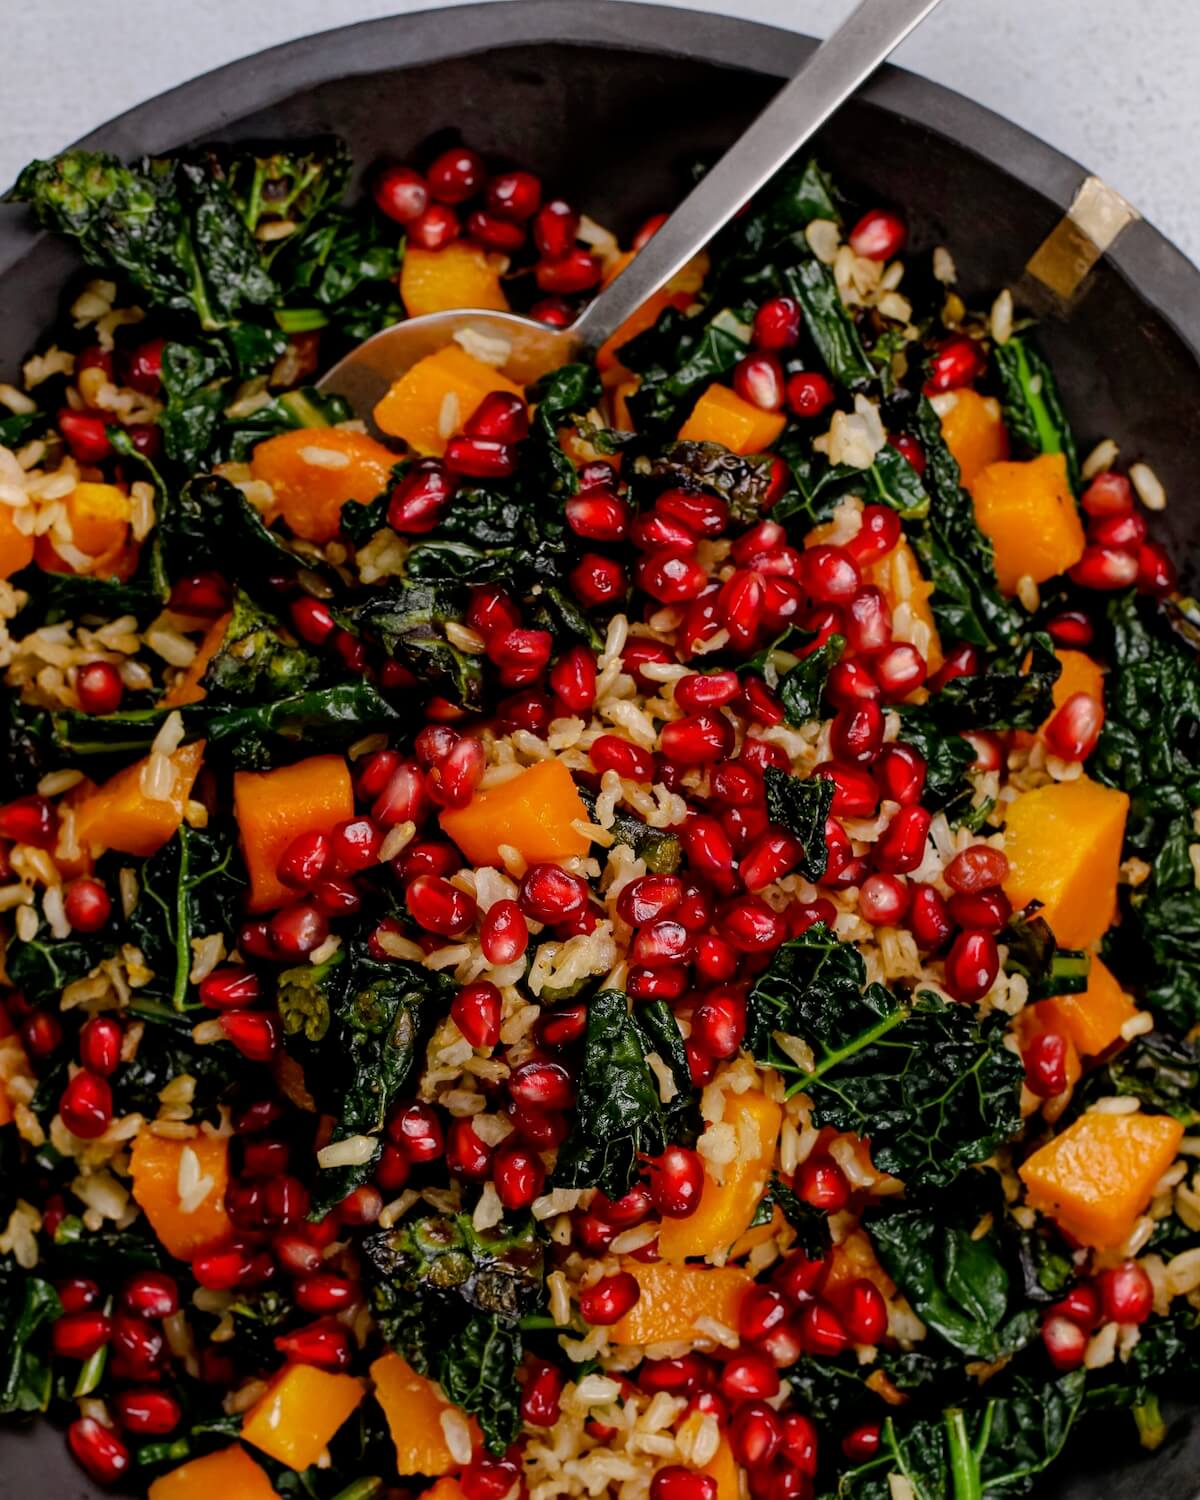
[400,242,508,320]
[241,1363,364,1470]
[0,505,34,580]
[659,1089,782,1262]
[609,1259,752,1346]
[373,345,525,458]
[234,754,355,912]
[1002,777,1129,949]
[439,758,590,868]
[161,611,233,708]
[371,1351,482,1476]
[74,740,205,858]
[250,427,397,544]
[968,452,1085,592]
[1019,1109,1184,1249]
[35,481,133,576]
[129,1132,232,1260]
[938,389,1009,486]
[1034,956,1140,1058]
[678,384,786,455]
[148,1445,275,1500]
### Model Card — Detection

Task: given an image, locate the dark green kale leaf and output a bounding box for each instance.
[747,929,1023,1190]
[915,635,1061,733]
[999,905,1088,1001]
[624,306,752,436]
[632,999,695,1136]
[439,1314,523,1454]
[355,580,484,711]
[0,1259,61,1415]
[222,141,351,260]
[725,156,840,264]
[47,1214,168,1278]
[764,766,834,879]
[772,443,929,531]
[774,632,845,725]
[577,787,682,875]
[911,398,1024,652]
[199,588,322,704]
[992,334,1080,491]
[159,339,231,469]
[118,1000,253,1119]
[0,409,48,449]
[124,825,246,1010]
[764,1172,831,1260]
[204,681,404,768]
[10,568,160,634]
[892,709,977,818]
[1074,1027,1200,1127]
[781,258,875,389]
[276,207,403,339]
[531,585,604,652]
[649,441,787,524]
[218,386,355,465]
[404,479,572,589]
[526,363,604,497]
[5,918,104,1003]
[554,989,672,1199]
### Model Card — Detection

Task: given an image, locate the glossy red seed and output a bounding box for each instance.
[373,761,430,831]
[803,544,860,603]
[660,711,734,767]
[875,743,926,807]
[644,1144,704,1219]
[753,296,802,350]
[447,1117,494,1179]
[479,898,528,965]
[1096,1261,1153,1325]
[847,506,903,567]
[565,490,630,541]
[733,353,785,411]
[928,641,981,694]
[694,933,739,983]
[444,433,518,479]
[374,164,429,223]
[943,929,1000,1002]
[874,805,931,873]
[295,1272,357,1314]
[276,829,333,890]
[1048,1284,1101,1332]
[722,802,769,855]
[21,1010,61,1059]
[466,207,525,251]
[1046,610,1095,649]
[548,644,598,714]
[616,875,683,929]
[269,900,328,958]
[1080,470,1134,517]
[651,1470,718,1500]
[841,1423,880,1463]
[779,1412,820,1475]
[492,1142,545,1210]
[839,1277,888,1343]
[427,146,486,203]
[680,815,737,894]
[521,1361,565,1426]
[533,199,579,259]
[841,592,891,660]
[849,207,907,260]
[68,1417,130,1485]
[78,1015,122,1077]
[1042,1314,1087,1371]
[962,729,1003,773]
[60,1069,112,1139]
[62,876,112,934]
[519,863,589,925]
[485,168,542,222]
[431,736,486,809]
[907,884,952,950]
[114,1387,182,1435]
[407,874,476,937]
[1024,1031,1069,1097]
[75,658,124,715]
[740,737,790,774]
[465,390,530,443]
[731,1400,783,1470]
[530,295,574,327]
[800,1299,850,1357]
[947,887,1010,932]
[219,1010,280,1062]
[774,1249,829,1303]
[739,1285,790,1344]
[1090,509,1147,549]
[58,408,112,462]
[813,761,879,819]
[721,895,788,954]
[274,1317,353,1371]
[633,508,702,554]
[831,701,885,766]
[510,1060,574,1112]
[1069,544,1140,590]
[1137,541,1176,595]
[536,247,601,293]
[657,489,729,539]
[740,829,802,892]
[388,1101,443,1160]
[798,1156,850,1211]
[875,642,927,700]
[858,872,910,927]
[785,370,835,418]
[720,1349,780,1402]
[0,795,54,848]
[1045,691,1105,762]
[451,981,502,1049]
[197,966,259,1011]
[640,1354,713,1394]
[637,549,710,604]
[925,335,984,394]
[945,845,1008,894]
[579,1270,641,1326]
[407,201,460,249]
[52,1309,111,1359]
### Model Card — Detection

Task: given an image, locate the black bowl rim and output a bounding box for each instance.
[1,0,1199,368]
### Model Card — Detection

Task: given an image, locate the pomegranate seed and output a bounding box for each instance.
[948,888,1010,931]
[646,1145,704,1218]
[60,875,111,937]
[1096,1261,1154,1324]
[467,208,525,251]
[431,736,486,809]
[52,1309,111,1359]
[800,1300,850,1356]
[651,1470,717,1500]
[849,207,907,260]
[741,830,803,892]
[579,1271,641,1325]
[925,335,984,393]
[77,1015,122,1077]
[426,146,485,203]
[58,408,112,462]
[788,899,838,938]
[1046,610,1095,649]
[813,761,879,819]
[761,575,804,631]
[75,658,124,714]
[113,1387,181,1435]
[841,593,891,660]
[721,895,788,953]
[169,573,230,614]
[407,874,476,937]
[847,506,903,567]
[519,863,589,924]
[374,1143,411,1193]
[842,1423,880,1462]
[798,1156,850,1211]
[1081,471,1134,516]
[733,353,785,411]
[21,1010,61,1059]
[803,545,860,603]
[1044,692,1105,761]
[464,390,529,443]
[857,872,909,926]
[56,1278,100,1314]
[0,795,54,847]
[548,644,598,713]
[782,1412,820,1473]
[268,900,328,959]
[785,371,835,419]
[657,489,729,539]
[1090,509,1147,549]
[695,933,739,983]
[486,168,542,221]
[944,845,1008,894]
[732,1401,783,1469]
[740,1285,790,1344]
[493,1142,545,1209]
[374,165,429,223]
[631,919,693,968]
[521,1361,565,1426]
[374,761,430,831]
[1137,540,1177,595]
[1048,1284,1101,1331]
[479,898,528,964]
[616,875,683,928]
[295,1272,357,1314]
[68,1417,130,1485]
[623,639,677,688]
[681,815,737,894]
[753,296,802,350]
[875,642,927,700]
[1042,1314,1087,1371]
[720,1349,780,1402]
[537,248,601,293]
[407,201,460,249]
[243,1136,289,1177]
[566,490,630,541]
[113,1308,165,1367]
[874,805,931,873]
[510,1060,574,1111]
[275,1318,353,1370]
[775,1248,829,1303]
[831,701,885,766]
[1070,545,1139,590]
[235,1099,285,1135]
[219,1010,280,1062]
[874,744,925,807]
[632,510,700,553]
[537,1005,587,1047]
[839,1277,888,1343]
[660,711,734,766]
[640,1354,712,1394]
[447,1117,494,1179]
[530,296,574,327]
[592,1183,652,1228]
[285,598,333,650]
[629,964,689,1001]
[276,829,333,890]
[1024,1031,1069,1097]
[533,199,579,259]
[389,1102,444,1161]
[963,729,1004,773]
[444,434,518,480]
[330,819,382,876]
[637,549,710,604]
[198,966,259,1010]
[60,1069,112,1139]
[451,980,501,1049]
[489,626,553,688]
[943,929,1000,1002]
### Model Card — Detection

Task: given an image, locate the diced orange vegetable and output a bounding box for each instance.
[161,612,232,708]
[610,1259,752,1346]
[1041,647,1104,735]
[659,1089,782,1261]
[400,242,509,319]
[1002,777,1129,949]
[374,345,526,458]
[241,1363,364,1471]
[371,1351,482,1476]
[968,452,1085,593]
[129,1132,232,1260]
[863,537,943,673]
[439,758,589,868]
[148,1445,276,1500]
[1034,957,1140,1058]
[234,754,355,912]
[250,427,397,544]
[34,482,132,576]
[0,506,34,580]
[821,1227,896,1301]
[1020,1109,1184,1249]
[74,740,205,858]
[678,384,786,455]
[938,389,1009,486]
[702,1438,742,1500]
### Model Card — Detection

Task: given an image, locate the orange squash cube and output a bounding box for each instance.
[148,1444,276,1500]
[609,1259,752,1346]
[371,1351,482,1476]
[373,345,525,458]
[1034,956,1139,1058]
[74,740,205,858]
[596,251,706,373]
[250,427,397,544]
[161,611,232,708]
[968,452,1085,592]
[678,384,786,455]
[234,754,355,912]
[0,506,34,580]
[1019,1109,1184,1249]
[702,1438,742,1500]
[400,242,509,320]
[439,758,590,868]
[1002,777,1129,949]
[35,482,132,575]
[938,389,1009,486]
[659,1089,782,1262]
[129,1132,232,1260]
[241,1363,364,1470]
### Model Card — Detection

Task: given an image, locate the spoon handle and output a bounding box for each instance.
[570,0,944,353]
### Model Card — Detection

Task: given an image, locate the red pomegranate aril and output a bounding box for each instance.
[466,207,525,251]
[786,370,835,419]
[680,815,737,894]
[731,1401,783,1470]
[841,592,891,660]
[533,198,579,259]
[733,352,786,412]
[271,1318,352,1372]
[761,575,804,631]
[75,657,125,715]
[651,1470,717,1500]
[944,844,1008,894]
[407,874,476,937]
[640,1354,712,1394]
[445,981,502,1052]
[517,864,587,928]
[962,729,1004,773]
[849,207,907,260]
[78,1015,122,1077]
[113,1387,181,1436]
[630,919,693,969]
[739,1285,790,1344]
[875,642,927,700]
[522,1361,565,1426]
[775,1248,829,1304]
[841,1423,880,1463]
[485,168,542,222]
[858,872,910,927]
[242,1136,290,1177]
[798,1155,851,1212]
[374,164,430,223]
[1045,691,1105,762]
[741,737,790,773]
[490,626,553,687]
[824,662,879,713]
[56,1278,100,1315]
[113,1309,165,1366]
[574,1210,617,1255]
[874,805,931,874]
[276,829,333,890]
[800,1300,850,1357]
[0,794,55,848]
[591,1183,653,1231]
[536,247,601,293]
[491,1142,544,1210]
[925,335,984,393]
[529,295,573,327]
[947,888,1010,931]
[616,875,683,929]
[447,1117,494,1179]
[722,802,769,855]
[695,934,739,983]
[927,642,981,695]
[660,711,734,767]
[753,295,802,350]
[269,900,328,958]
[58,408,112,462]
[198,966,261,1011]
[1137,540,1176,594]
[565,490,630,541]
[1046,610,1095,649]
[875,744,926,808]
[718,569,766,649]
[1024,1030,1070,1098]
[432,736,486,809]
[1081,470,1134,517]
[1090,509,1147,549]
[780,1412,820,1475]
[1070,544,1140,590]
[637,549,710,604]
[444,434,518,480]
[831,701,885,766]
[839,1277,888,1343]
[710,763,763,808]
[52,1309,111,1359]
[60,1069,112,1139]
[295,1272,357,1314]
[813,761,879,819]
[68,1417,130,1485]
[374,761,430,831]
[943,929,1000,1002]
[509,1059,574,1112]
[21,1010,61,1059]
[388,1101,444,1161]
[548,644,598,714]
[632,510,700,553]
[739,677,785,728]
[579,1271,641,1326]
[1049,1284,1101,1331]
[657,488,729,539]
[426,145,486,203]
[1042,1314,1087,1371]
[219,1010,280,1062]
[1096,1261,1154,1325]
[722,895,788,954]
[847,506,903,567]
[169,572,230,615]
[803,544,861,603]
[907,884,952,951]
[788,899,838,938]
[464,389,530,443]
[720,1349,780,1403]
[407,201,460,249]
[643,1145,704,1219]
[479,898,528,965]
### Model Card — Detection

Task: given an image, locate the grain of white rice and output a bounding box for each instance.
[805,219,840,264]
[1120,1011,1154,1042]
[1130,461,1166,511]
[473,1181,505,1233]
[693,1315,740,1348]
[176,1145,217,1213]
[189,933,225,983]
[989,288,1014,344]
[1082,438,1119,479]
[1015,574,1040,613]
[378,1189,420,1230]
[144,623,197,668]
[14,905,37,942]
[932,246,957,284]
[378,821,417,863]
[374,929,425,962]
[317,1134,378,1169]
[1090,1096,1141,1116]
[139,751,178,803]
[37,768,83,797]
[298,444,351,470]
[453,327,512,367]
[437,392,462,443]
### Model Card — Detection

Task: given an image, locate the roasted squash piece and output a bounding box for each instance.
[371,1351,482,1476]
[1034,956,1139,1058]
[74,740,204,858]
[35,482,132,575]
[439,758,590,867]
[609,1259,752,1346]
[161,611,233,708]
[938,389,1009,486]
[400,242,508,319]
[250,427,397,544]
[677,384,786,455]
[148,1445,275,1500]
[373,345,525,458]
[0,506,34,580]
[129,1132,232,1260]
[234,753,355,912]
[241,1363,364,1470]
[863,537,944,673]
[968,452,1085,592]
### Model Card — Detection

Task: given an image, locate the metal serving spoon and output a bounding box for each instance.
[319,0,944,414]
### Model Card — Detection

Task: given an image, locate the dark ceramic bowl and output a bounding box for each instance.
[0,3,1197,1495]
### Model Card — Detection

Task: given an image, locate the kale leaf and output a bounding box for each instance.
[0,1259,61,1415]
[1075,1027,1200,1128]
[203,681,404,768]
[526,363,603,498]
[764,1173,831,1260]
[624,306,752,436]
[774,632,845,726]
[915,635,1061,733]
[781,258,875,389]
[999,905,1089,1002]
[118,1001,253,1119]
[355,580,484,711]
[649,441,786,525]
[764,766,834,879]
[199,588,322,704]
[893,709,978,818]
[992,334,1080,491]
[5,919,104,1003]
[438,1315,523,1454]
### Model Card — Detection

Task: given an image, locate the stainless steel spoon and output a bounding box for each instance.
[319,0,944,415]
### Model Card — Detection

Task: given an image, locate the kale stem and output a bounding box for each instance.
[785,1004,909,1095]
[945,1407,982,1500]
[170,827,192,1011]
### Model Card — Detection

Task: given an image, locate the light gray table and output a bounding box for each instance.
[5,0,1198,265]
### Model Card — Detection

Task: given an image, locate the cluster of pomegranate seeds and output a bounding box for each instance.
[1070,469,1175,596]
[1041,1261,1154,1370]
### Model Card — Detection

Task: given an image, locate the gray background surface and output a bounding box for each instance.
[5,0,1198,264]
